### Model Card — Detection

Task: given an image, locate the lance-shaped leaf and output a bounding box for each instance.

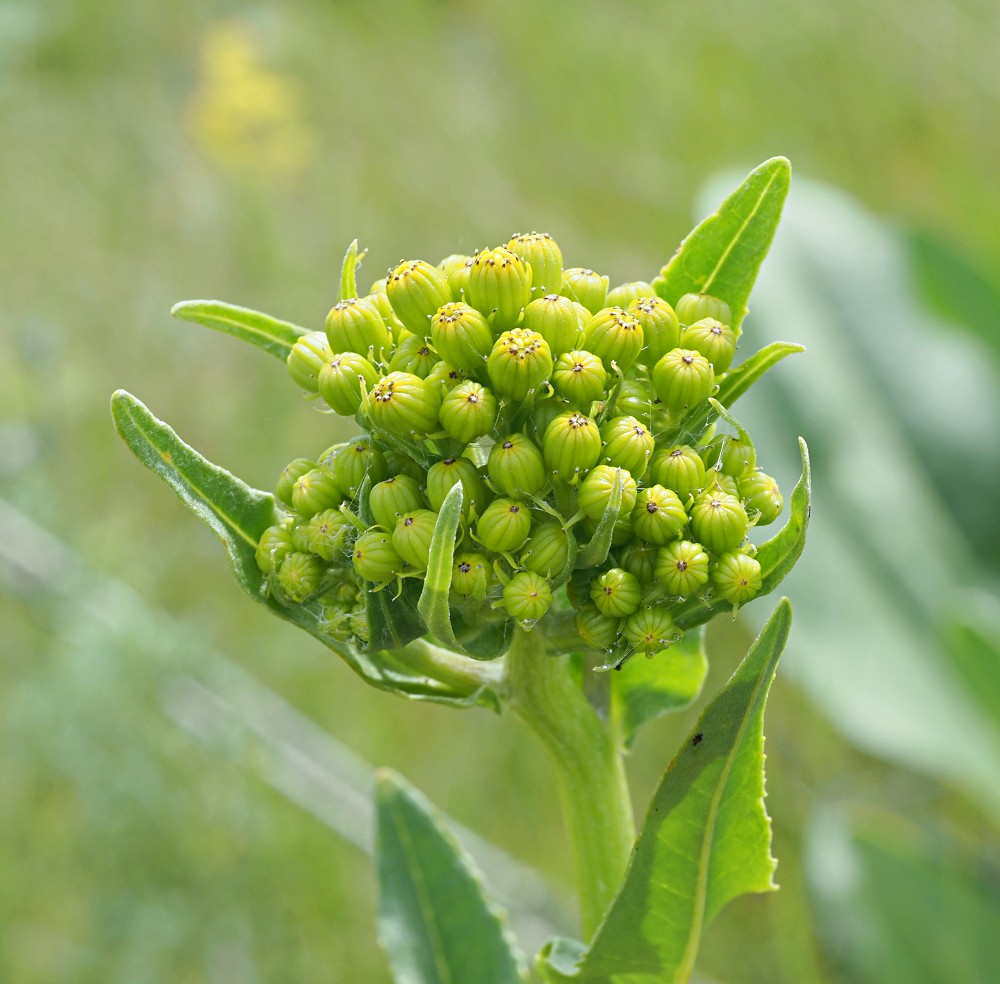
[539,599,793,984]
[418,482,465,652]
[575,470,624,570]
[171,299,309,360]
[654,157,791,329]
[376,770,527,984]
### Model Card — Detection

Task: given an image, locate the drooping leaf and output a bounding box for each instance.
[375,770,527,984]
[539,600,793,984]
[171,299,309,360]
[654,157,791,329]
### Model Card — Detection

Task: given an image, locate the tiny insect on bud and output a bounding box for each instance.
[562,268,609,314]
[388,334,441,379]
[599,415,656,478]
[583,306,644,371]
[542,411,603,482]
[277,551,325,603]
[682,318,737,374]
[622,607,679,654]
[467,246,533,330]
[306,508,353,561]
[606,281,656,309]
[690,490,749,556]
[352,529,404,584]
[739,470,783,526]
[487,328,553,401]
[552,349,607,406]
[630,485,688,545]
[386,260,454,337]
[255,524,294,574]
[332,438,390,498]
[487,433,548,497]
[451,551,492,602]
[651,348,715,412]
[711,551,763,605]
[430,302,494,372]
[391,509,439,570]
[577,465,638,521]
[519,522,571,577]
[475,497,533,553]
[325,297,393,360]
[507,232,564,295]
[426,457,490,517]
[275,457,318,507]
[438,381,498,443]
[655,539,711,596]
[590,567,643,618]
[675,292,733,328]
[369,371,442,438]
[575,605,621,649]
[291,467,344,519]
[317,352,380,415]
[502,570,553,623]
[287,331,334,392]
[369,475,427,531]
[520,293,584,355]
[630,296,681,365]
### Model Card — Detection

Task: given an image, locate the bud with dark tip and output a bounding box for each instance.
[502,570,553,623]
[430,302,494,372]
[467,247,533,330]
[388,334,441,379]
[387,260,453,336]
[682,318,737,374]
[690,490,749,555]
[369,475,426,531]
[622,607,679,654]
[318,352,380,415]
[652,348,715,412]
[606,281,656,309]
[326,297,392,360]
[507,232,564,295]
[542,411,603,482]
[426,457,489,517]
[451,551,492,602]
[630,296,680,365]
[650,445,707,500]
[583,307,644,370]
[391,509,439,569]
[577,465,637,521]
[631,485,688,545]
[711,551,762,605]
[306,508,353,561]
[719,435,756,478]
[552,349,607,406]
[369,371,442,438]
[352,529,404,583]
[590,567,642,618]
[675,292,733,327]
[521,293,584,355]
[475,498,533,553]
[562,268,609,314]
[487,328,553,400]
[439,381,498,443]
[332,438,389,498]
[654,539,711,596]
[487,433,548,497]
[599,415,655,478]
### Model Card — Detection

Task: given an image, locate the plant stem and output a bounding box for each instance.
[399,638,505,694]
[504,626,635,939]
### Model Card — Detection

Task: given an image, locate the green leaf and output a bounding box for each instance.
[539,600,793,984]
[375,770,527,984]
[613,627,708,749]
[575,470,623,570]
[340,238,362,302]
[171,299,309,360]
[418,482,465,652]
[366,578,427,654]
[715,341,806,408]
[654,157,791,329]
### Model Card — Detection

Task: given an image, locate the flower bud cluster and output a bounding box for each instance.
[267,233,785,657]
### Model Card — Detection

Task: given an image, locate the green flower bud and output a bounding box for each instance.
[622,607,679,654]
[606,281,656,309]
[599,415,656,478]
[616,379,655,421]
[651,348,715,412]
[704,468,740,497]
[426,457,489,517]
[562,268,609,314]
[719,435,756,478]
[740,470,782,526]
[317,352,380,415]
[552,349,607,406]
[618,540,660,584]
[655,540,711,597]
[542,411,602,482]
[439,253,472,285]
[289,521,313,554]
[291,467,344,518]
[502,570,553,623]
[277,551,325,603]
[256,524,294,574]
[581,512,635,548]
[467,247,533,330]
[452,552,492,601]
[439,381,498,443]
[690,490,749,555]
[352,529,404,583]
[520,293,582,355]
[583,306,644,371]
[507,232,564,295]
[388,333,441,379]
[325,297,392,360]
[475,497,532,553]
[276,457,317,507]
[332,438,390,498]
[675,292,733,328]
[446,256,473,302]
[424,360,469,396]
[387,259,453,336]
[533,394,572,438]
[306,508,353,561]
[519,522,571,577]
[630,296,681,365]
[391,509,438,570]
[369,371,442,437]
[650,445,707,499]
[577,465,638,521]
[682,318,737,374]
[430,302,494,372]
[287,331,333,392]
[385,450,425,483]
[590,567,642,618]
[631,485,688,545]
[487,328,553,400]
[367,283,408,342]
[369,474,427,531]
[575,605,621,649]
[711,551,762,605]
[487,433,548,497]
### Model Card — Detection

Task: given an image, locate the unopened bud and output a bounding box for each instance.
[430,302,494,372]
[690,490,749,555]
[277,551,325,603]
[502,570,553,622]
[675,292,733,327]
[599,415,655,478]
[352,529,404,583]
[739,470,783,526]
[332,438,390,498]
[387,260,453,336]
[606,281,656,309]
[542,411,602,481]
[711,551,762,605]
[521,293,584,355]
[326,297,392,360]
[575,605,621,649]
[291,467,344,518]
[630,485,688,545]
[476,498,533,553]
[519,522,571,577]
[391,509,439,570]
[287,332,333,392]
[275,457,317,507]
[649,445,707,500]
[467,247,532,330]
[577,465,638,521]
[439,381,498,443]
[651,348,715,412]
[256,524,294,574]
[590,567,642,618]
[507,232,564,295]
[655,539,711,596]
[630,296,680,365]
[451,552,492,601]
[487,328,553,400]
[487,433,547,497]
[682,318,737,374]
[562,268,609,314]
[622,607,679,653]
[552,350,607,406]
[388,334,441,379]
[369,371,442,437]
[369,475,427,531]
[426,457,489,516]
[583,307,644,371]
[318,352,380,415]
[306,508,353,561]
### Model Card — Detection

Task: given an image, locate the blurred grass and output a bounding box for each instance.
[2,0,1000,981]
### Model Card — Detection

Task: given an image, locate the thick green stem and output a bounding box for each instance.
[504,626,635,939]
[399,639,504,694]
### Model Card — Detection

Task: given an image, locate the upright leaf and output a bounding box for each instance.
[540,599,793,984]
[654,157,791,328]
[418,483,465,652]
[171,299,309,360]
[375,770,526,984]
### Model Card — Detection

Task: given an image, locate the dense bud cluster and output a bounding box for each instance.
[263,233,787,659]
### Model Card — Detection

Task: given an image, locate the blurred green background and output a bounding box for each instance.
[3,1,1000,981]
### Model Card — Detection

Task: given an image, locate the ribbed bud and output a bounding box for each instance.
[622,607,679,654]
[577,465,637,521]
[704,468,740,497]
[325,297,392,360]
[275,457,317,507]
[616,379,655,422]
[575,605,621,649]
[391,509,438,570]
[720,435,756,478]
[631,485,688,545]
[367,283,408,342]
[256,524,294,574]
[606,281,656,309]
[451,552,492,602]
[369,475,426,531]
[533,395,572,438]
[446,257,473,302]
[651,348,715,412]
[289,520,313,554]
[385,450,425,483]
[387,260,453,335]
[287,332,333,392]
[583,307,644,370]
[542,412,602,482]
[590,567,642,618]
[689,490,749,555]
[306,508,353,561]
[650,445,707,500]
[475,498,532,553]
[318,352,380,415]
[439,381,498,443]
[502,570,553,622]
[619,541,660,584]
[332,438,390,498]
[599,415,655,478]
[487,328,553,400]
[291,467,344,518]
[552,350,607,406]
[439,254,472,287]
[682,318,737,374]
[426,457,489,517]
[430,302,494,372]
[369,371,442,437]
[467,247,533,330]
[630,296,681,365]
[562,268,609,314]
[675,292,733,327]
[487,433,547,497]
[277,552,325,603]
[654,539,711,596]
[519,522,571,577]
[739,470,783,526]
[388,334,441,379]
[507,232,564,295]
[424,361,469,396]
[711,551,762,605]
[352,529,404,583]
[521,293,584,355]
